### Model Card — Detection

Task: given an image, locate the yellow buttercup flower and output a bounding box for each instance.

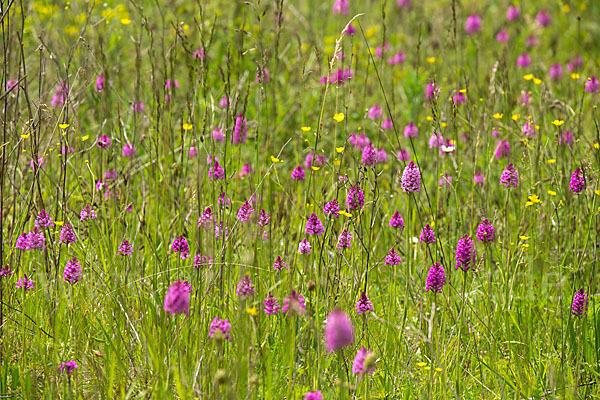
[270,155,282,163]
[523,74,534,81]
[333,113,344,122]
[533,78,542,85]
[183,123,193,131]
[59,123,69,130]
[493,113,503,119]
[81,135,89,141]
[426,57,436,64]
[311,166,320,171]
[301,126,311,132]
[246,307,258,317]
[547,190,557,196]
[338,210,352,218]
[335,147,344,153]
[120,18,132,25]
[571,73,580,80]
[552,120,564,127]
[512,114,520,121]
[547,159,556,164]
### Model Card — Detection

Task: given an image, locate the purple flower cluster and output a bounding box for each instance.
[15,227,45,251]
[63,258,82,284]
[455,235,476,271]
[425,263,446,293]
[164,280,191,316]
[355,292,374,314]
[305,212,325,235]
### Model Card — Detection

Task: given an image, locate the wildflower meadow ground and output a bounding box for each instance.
[1,0,600,398]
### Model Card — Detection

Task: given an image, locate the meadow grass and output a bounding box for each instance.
[1,0,600,398]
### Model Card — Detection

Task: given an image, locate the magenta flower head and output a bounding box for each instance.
[273,255,288,270]
[352,347,376,376]
[237,201,255,222]
[362,144,377,166]
[209,160,225,181]
[291,166,305,181]
[332,0,349,14]
[425,263,446,293]
[425,82,440,101]
[495,140,510,159]
[80,204,97,221]
[381,118,393,130]
[257,209,270,227]
[385,248,402,266]
[397,148,410,161]
[474,171,485,185]
[324,199,340,218]
[51,82,69,107]
[305,212,325,235]
[304,391,323,400]
[520,91,532,106]
[118,239,133,256]
[387,51,406,66]
[131,100,144,112]
[420,224,436,244]
[59,360,78,374]
[549,64,563,81]
[570,168,585,193]
[568,55,583,72]
[517,53,531,68]
[233,114,247,144]
[401,161,421,193]
[571,289,588,318]
[476,219,495,243]
[324,308,354,352]
[0,265,15,277]
[397,0,411,7]
[209,317,232,341]
[500,163,519,188]
[263,294,280,315]
[171,235,190,259]
[368,104,383,120]
[193,46,205,61]
[337,229,353,250]
[389,211,404,230]
[212,126,225,142]
[585,76,599,94]
[16,274,34,291]
[560,130,575,147]
[95,72,105,93]
[35,209,53,229]
[506,5,520,21]
[60,223,76,245]
[6,78,18,94]
[452,91,466,105]
[347,184,365,211]
[465,15,481,35]
[282,290,307,315]
[355,292,373,314]
[522,120,536,137]
[163,280,191,316]
[122,143,137,158]
[403,121,418,138]
[496,30,509,43]
[63,258,82,284]
[236,275,255,299]
[536,10,551,27]
[455,234,476,271]
[97,134,112,148]
[298,238,311,254]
